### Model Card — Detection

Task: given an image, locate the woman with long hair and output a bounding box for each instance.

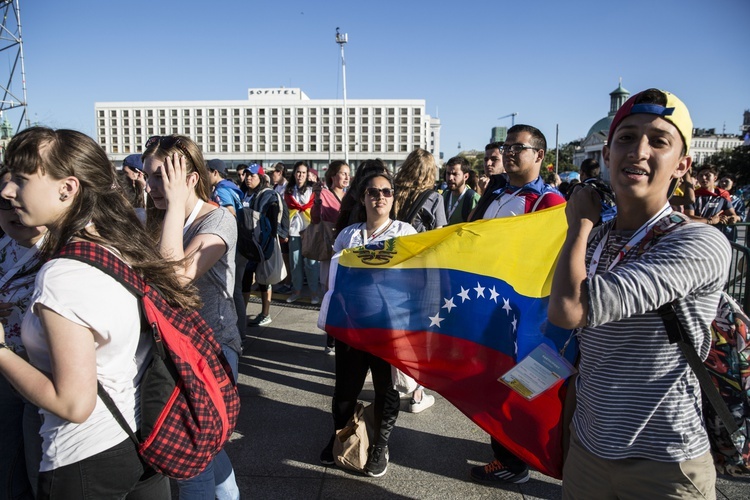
[0,127,181,498]
[284,161,319,304]
[142,134,240,500]
[392,148,446,413]
[320,169,416,478]
[311,160,350,353]
[393,148,447,233]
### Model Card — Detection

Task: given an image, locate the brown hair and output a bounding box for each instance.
[4,127,200,310]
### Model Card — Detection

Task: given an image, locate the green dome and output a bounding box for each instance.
[587,116,613,138]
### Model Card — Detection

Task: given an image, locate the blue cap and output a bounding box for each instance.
[122,154,143,172]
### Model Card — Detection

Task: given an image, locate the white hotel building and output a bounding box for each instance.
[95,88,441,173]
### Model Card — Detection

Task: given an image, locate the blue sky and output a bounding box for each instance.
[8,0,750,157]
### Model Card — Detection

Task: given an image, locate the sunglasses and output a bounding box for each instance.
[365,187,394,198]
[144,135,189,157]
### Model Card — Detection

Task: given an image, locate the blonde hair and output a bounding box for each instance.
[393,148,437,220]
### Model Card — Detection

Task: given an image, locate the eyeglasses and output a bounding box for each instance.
[365,187,394,198]
[0,197,11,211]
[144,135,189,157]
[502,144,540,154]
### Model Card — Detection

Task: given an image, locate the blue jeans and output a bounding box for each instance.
[176,346,240,500]
[288,236,319,293]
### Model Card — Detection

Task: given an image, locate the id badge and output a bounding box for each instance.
[500,343,576,400]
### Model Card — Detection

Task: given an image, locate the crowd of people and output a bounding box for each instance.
[0,86,742,498]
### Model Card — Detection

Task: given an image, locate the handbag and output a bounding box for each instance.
[301,220,335,261]
[255,236,287,285]
[333,402,375,472]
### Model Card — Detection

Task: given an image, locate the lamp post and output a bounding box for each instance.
[335,27,349,164]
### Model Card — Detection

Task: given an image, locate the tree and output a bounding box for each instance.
[704,145,750,185]
[543,140,580,172]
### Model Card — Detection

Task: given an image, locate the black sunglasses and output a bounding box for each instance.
[365,187,394,198]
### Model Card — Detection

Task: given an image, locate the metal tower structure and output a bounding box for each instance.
[335,27,348,164]
[0,0,29,133]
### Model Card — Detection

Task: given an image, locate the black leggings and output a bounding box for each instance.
[332,340,400,447]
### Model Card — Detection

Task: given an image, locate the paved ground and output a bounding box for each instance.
[214,296,750,499]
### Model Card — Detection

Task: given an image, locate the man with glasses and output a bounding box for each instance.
[469,124,565,485]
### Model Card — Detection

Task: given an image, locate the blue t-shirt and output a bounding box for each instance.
[212,179,243,213]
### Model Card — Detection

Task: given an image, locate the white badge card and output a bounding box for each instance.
[499,343,576,400]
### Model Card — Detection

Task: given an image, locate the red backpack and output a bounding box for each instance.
[56,242,241,479]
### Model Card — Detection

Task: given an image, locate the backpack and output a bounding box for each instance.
[636,214,750,475]
[703,293,750,475]
[55,241,241,479]
[404,190,436,230]
[237,188,283,262]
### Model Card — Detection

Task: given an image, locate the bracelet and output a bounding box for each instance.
[0,341,15,353]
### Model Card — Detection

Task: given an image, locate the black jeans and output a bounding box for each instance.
[332,340,400,447]
[37,438,170,500]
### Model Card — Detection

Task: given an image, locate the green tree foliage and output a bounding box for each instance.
[543,140,580,173]
[703,145,750,184]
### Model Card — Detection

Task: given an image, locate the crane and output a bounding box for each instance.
[498,113,518,127]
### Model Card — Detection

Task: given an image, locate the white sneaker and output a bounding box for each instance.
[311,293,321,305]
[407,394,435,413]
[286,291,302,303]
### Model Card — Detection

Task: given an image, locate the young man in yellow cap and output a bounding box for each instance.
[550,89,729,499]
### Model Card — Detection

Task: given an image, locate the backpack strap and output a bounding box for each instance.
[405,190,434,225]
[54,241,152,445]
[461,189,475,222]
[657,301,744,448]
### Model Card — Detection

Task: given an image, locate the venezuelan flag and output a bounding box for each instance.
[318,204,575,479]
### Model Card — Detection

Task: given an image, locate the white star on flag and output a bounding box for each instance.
[474,282,485,298]
[442,297,456,312]
[511,315,518,332]
[502,298,512,315]
[429,313,445,328]
[457,287,471,303]
[489,287,500,303]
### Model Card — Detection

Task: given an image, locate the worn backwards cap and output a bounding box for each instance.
[244,163,264,176]
[122,154,144,172]
[207,158,228,174]
[608,89,693,155]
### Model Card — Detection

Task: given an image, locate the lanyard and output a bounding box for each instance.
[360,219,393,244]
[183,199,204,236]
[0,234,45,292]
[447,188,467,219]
[587,202,672,279]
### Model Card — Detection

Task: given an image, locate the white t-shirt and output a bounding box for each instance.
[333,220,417,252]
[22,258,147,471]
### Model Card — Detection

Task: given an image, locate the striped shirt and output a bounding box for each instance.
[574,216,730,462]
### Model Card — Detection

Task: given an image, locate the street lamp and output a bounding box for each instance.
[335,27,349,164]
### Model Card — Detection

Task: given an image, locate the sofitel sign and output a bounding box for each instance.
[248,88,299,96]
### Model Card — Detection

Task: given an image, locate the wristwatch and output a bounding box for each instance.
[0,341,15,353]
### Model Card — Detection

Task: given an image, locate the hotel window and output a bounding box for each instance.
[413,108,421,115]
[374,108,382,115]
[388,126,394,134]
[400,145,408,152]
[323,108,330,115]
[234,145,241,152]
[246,117,253,125]
[284,135,291,143]
[221,145,228,152]
[400,108,408,115]
[271,108,278,116]
[309,135,317,142]
[336,117,342,125]
[297,117,304,125]
[208,109,215,116]
[336,108,342,115]
[310,108,317,115]
[159,110,166,117]
[400,135,407,143]
[284,126,291,133]
[220,109,227,116]
[297,144,304,152]
[401,117,408,124]
[221,118,227,125]
[233,118,240,125]
[387,108,395,115]
[284,108,290,115]
[233,109,240,116]
[387,145,395,152]
[400,126,408,133]
[221,127,228,134]
[362,126,369,133]
[110,110,117,117]
[310,144,317,152]
[362,108,368,115]
[98,110,105,117]
[349,117,355,124]
[196,109,202,116]
[374,144,381,152]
